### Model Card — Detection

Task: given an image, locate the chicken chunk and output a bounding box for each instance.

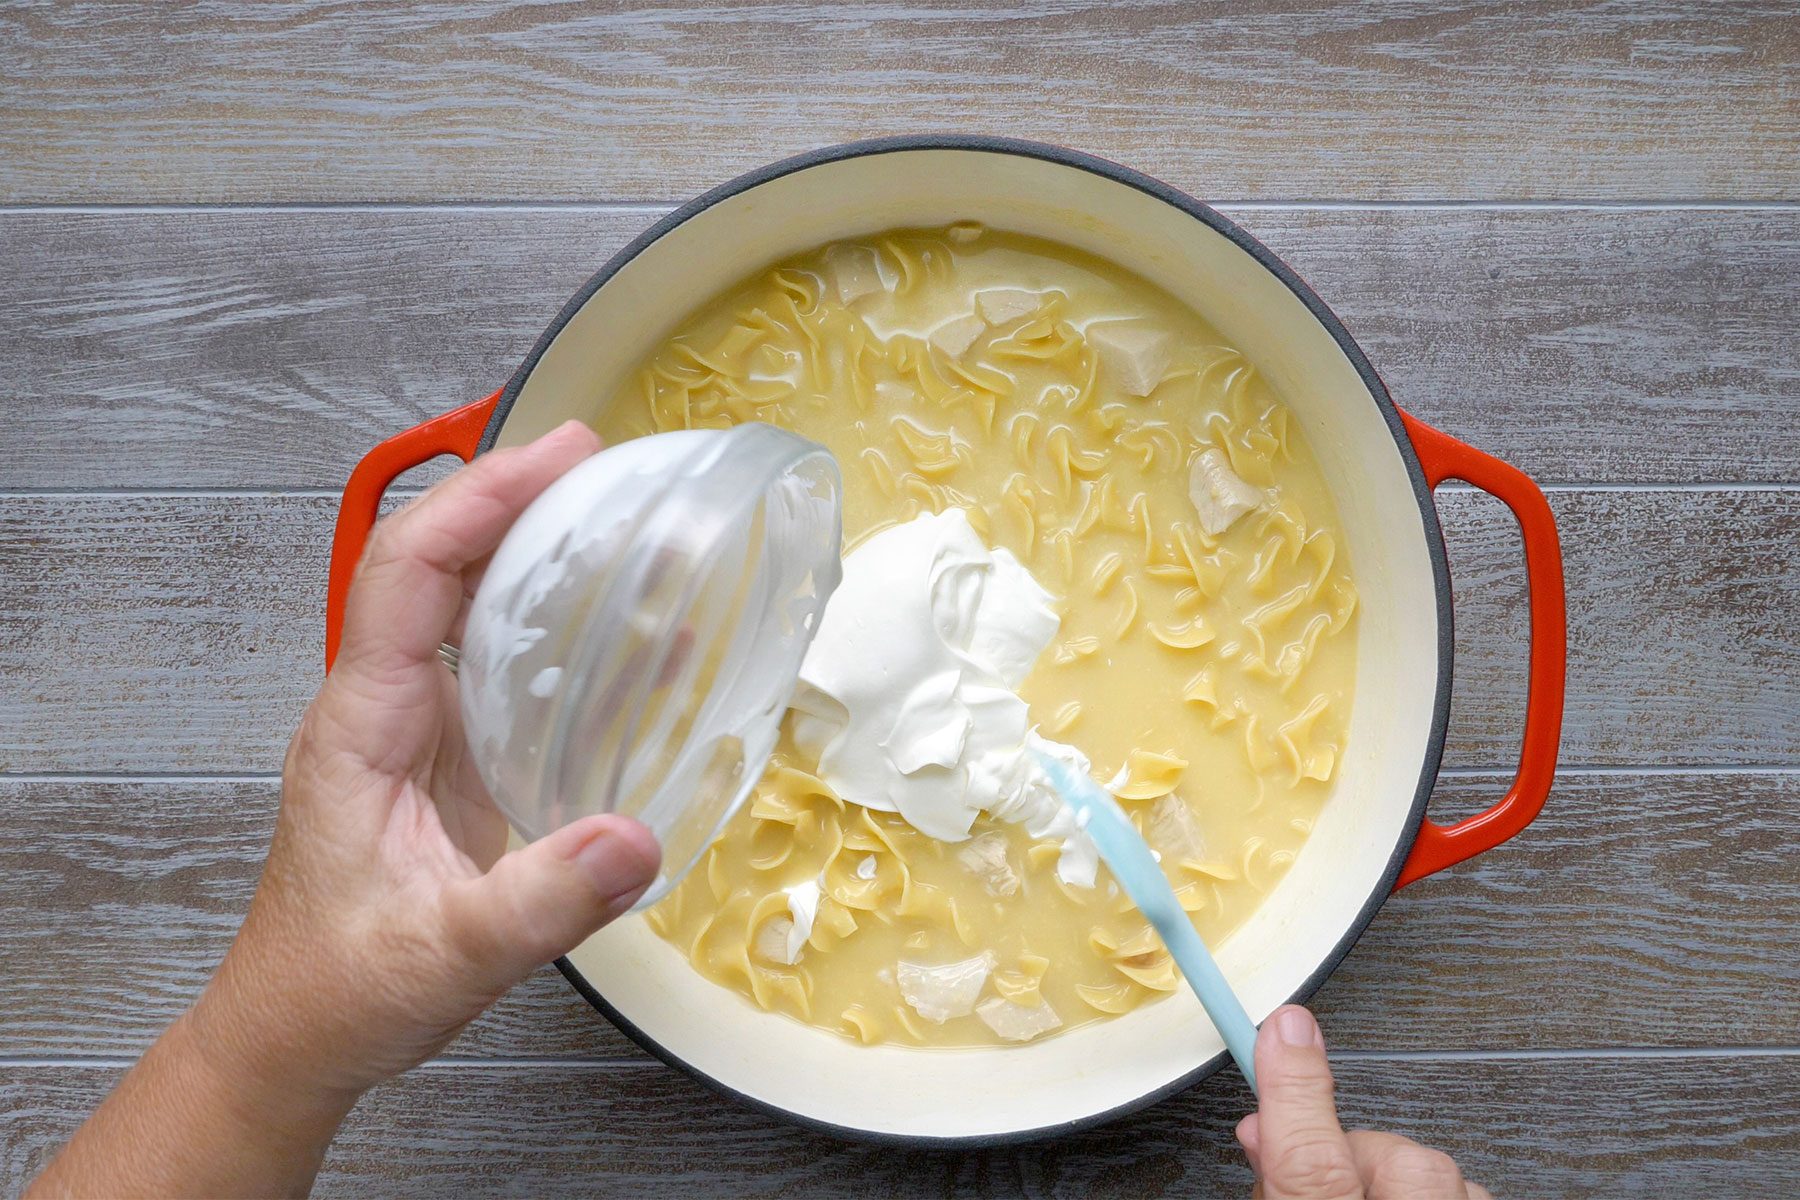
[975,288,1043,326]
[956,830,1021,897]
[875,379,917,406]
[1188,448,1263,535]
[1087,321,1172,396]
[929,313,986,358]
[824,243,884,305]
[897,951,996,1022]
[1148,794,1208,863]
[976,996,1063,1042]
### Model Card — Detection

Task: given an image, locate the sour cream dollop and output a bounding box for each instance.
[791,509,1099,886]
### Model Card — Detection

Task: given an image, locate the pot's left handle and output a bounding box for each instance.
[325,391,503,673]
[1394,410,1567,888]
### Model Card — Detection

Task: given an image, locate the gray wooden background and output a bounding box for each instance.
[2,2,1797,1195]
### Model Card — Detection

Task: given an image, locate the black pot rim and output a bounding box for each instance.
[482,133,1454,1150]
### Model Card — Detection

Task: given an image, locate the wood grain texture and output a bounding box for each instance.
[8,1056,1800,1197]
[3,206,1797,490]
[3,1,1797,203]
[4,489,1796,774]
[4,0,1794,1189]
[2,772,1794,1062]
[0,778,639,1063]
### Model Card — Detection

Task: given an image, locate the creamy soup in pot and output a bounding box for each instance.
[593,225,1357,1047]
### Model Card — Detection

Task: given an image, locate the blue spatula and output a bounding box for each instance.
[1036,751,1260,1095]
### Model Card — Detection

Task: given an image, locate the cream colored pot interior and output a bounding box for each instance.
[493,148,1442,1140]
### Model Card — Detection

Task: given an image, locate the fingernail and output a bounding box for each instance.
[1277,1006,1321,1048]
[574,826,658,909]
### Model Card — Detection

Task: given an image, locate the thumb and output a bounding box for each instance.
[442,815,662,991]
[1251,1006,1364,1200]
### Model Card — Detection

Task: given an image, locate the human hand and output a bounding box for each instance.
[30,423,662,1198]
[208,420,662,1100]
[1236,1006,1489,1199]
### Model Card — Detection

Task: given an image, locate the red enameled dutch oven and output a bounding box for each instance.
[324,136,1567,1145]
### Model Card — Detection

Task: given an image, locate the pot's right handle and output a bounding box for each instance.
[1393,410,1567,889]
[325,391,502,672]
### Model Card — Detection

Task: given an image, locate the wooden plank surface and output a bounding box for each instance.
[4,488,1797,774]
[2,771,1794,1063]
[3,206,1797,490]
[0,777,636,1064]
[7,1055,1799,1198]
[3,2,1796,204]
[7,1,1798,1192]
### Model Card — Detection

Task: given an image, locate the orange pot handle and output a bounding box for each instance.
[1394,410,1567,889]
[324,391,503,672]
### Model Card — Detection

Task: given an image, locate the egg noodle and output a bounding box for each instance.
[593,225,1358,1047]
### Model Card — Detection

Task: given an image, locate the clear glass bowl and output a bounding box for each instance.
[458,423,842,906]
